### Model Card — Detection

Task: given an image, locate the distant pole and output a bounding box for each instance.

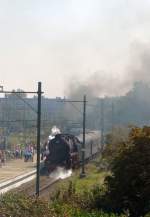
[111,101,114,132]
[100,98,104,152]
[90,142,93,157]
[36,82,42,196]
[80,95,86,178]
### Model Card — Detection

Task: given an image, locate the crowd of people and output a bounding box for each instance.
[0,143,36,168]
[13,144,35,162]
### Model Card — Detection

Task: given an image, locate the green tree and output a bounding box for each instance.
[104,126,150,217]
[103,126,130,164]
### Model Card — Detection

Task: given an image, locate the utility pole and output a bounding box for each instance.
[57,96,87,178]
[80,95,86,178]
[111,101,114,132]
[0,83,43,196]
[36,82,42,196]
[100,98,104,152]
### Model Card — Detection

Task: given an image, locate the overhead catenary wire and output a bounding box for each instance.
[12,92,37,114]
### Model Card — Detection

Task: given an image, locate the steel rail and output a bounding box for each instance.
[0,170,36,194]
[0,148,101,196]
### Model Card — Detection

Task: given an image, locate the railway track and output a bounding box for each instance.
[0,149,101,196]
[29,177,61,197]
[0,170,36,194]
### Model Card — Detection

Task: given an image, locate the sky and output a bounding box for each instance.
[0,0,150,97]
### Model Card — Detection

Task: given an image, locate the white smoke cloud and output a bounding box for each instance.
[1,1,150,97]
[66,41,150,99]
[48,126,61,140]
[49,167,72,180]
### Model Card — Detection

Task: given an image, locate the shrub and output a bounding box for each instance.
[0,191,125,217]
[104,127,150,217]
[0,192,55,217]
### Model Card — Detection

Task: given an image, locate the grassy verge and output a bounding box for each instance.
[0,192,126,217]
[0,158,125,217]
[51,160,109,196]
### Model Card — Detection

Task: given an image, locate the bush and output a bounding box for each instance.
[0,193,55,217]
[0,191,125,217]
[50,181,126,216]
[104,127,150,217]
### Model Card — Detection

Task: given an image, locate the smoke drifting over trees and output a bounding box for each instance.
[66,42,150,100]
[63,42,150,132]
[128,42,150,85]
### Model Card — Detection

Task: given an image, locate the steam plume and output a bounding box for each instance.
[49,167,72,179]
[66,42,150,99]
[49,126,61,140]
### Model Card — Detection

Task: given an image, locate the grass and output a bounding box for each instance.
[53,160,109,195]
[0,157,126,216]
[0,159,126,217]
[70,165,107,193]
[0,192,126,217]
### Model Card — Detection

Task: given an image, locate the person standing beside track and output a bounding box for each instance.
[0,150,2,167]
[1,150,5,166]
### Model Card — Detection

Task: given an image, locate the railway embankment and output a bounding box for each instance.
[0,159,121,217]
[1,125,150,217]
[40,159,108,199]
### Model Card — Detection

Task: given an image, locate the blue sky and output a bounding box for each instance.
[0,0,150,97]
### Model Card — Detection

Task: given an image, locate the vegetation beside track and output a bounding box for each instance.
[1,126,150,217]
[0,192,125,217]
[0,160,123,217]
[50,160,109,195]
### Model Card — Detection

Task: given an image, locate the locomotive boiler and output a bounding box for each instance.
[40,130,101,175]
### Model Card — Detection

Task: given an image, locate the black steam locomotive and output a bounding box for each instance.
[40,131,101,175]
